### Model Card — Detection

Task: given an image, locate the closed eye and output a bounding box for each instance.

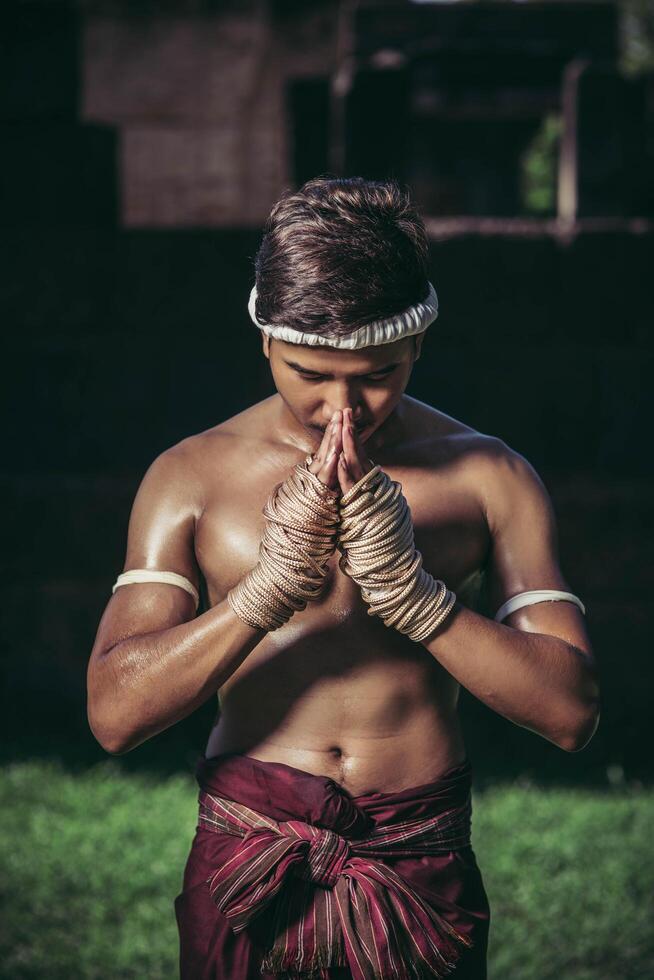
[295,368,397,382]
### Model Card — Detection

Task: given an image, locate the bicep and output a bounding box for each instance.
[91,449,202,659]
[482,445,593,658]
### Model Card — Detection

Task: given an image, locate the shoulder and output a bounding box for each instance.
[469,436,554,536]
[137,397,280,510]
[134,427,226,521]
[401,397,516,479]
[128,439,204,534]
[441,430,549,536]
[139,434,206,502]
[403,398,551,525]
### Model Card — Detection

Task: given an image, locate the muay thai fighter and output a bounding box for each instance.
[87,177,599,979]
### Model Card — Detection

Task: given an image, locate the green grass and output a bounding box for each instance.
[0,760,197,980]
[474,783,653,980]
[0,760,652,979]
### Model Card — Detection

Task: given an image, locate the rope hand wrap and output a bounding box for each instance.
[338,466,457,643]
[228,459,340,631]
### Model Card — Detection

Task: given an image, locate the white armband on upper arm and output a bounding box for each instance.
[112,569,200,610]
[495,590,585,624]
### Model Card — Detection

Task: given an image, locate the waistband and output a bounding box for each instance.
[195,751,473,836]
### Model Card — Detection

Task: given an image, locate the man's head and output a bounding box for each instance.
[252,176,433,441]
[262,333,424,442]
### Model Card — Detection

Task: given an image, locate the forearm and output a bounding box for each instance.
[88,600,263,754]
[424,602,600,751]
[90,441,341,755]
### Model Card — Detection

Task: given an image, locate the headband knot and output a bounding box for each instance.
[248,282,438,350]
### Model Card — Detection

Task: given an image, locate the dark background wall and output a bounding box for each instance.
[2,0,653,787]
[3,224,652,786]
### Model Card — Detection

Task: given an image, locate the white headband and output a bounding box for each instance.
[248,281,438,350]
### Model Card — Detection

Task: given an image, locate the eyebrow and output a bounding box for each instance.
[283,359,400,378]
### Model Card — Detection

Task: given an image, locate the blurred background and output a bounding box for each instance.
[1,1,653,977]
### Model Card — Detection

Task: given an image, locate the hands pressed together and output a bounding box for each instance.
[227,409,457,642]
[306,408,374,496]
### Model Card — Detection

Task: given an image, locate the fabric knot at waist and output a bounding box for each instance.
[279,821,351,887]
[197,765,474,980]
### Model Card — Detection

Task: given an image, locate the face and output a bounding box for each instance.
[263,333,423,443]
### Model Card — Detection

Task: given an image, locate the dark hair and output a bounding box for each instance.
[253,176,430,338]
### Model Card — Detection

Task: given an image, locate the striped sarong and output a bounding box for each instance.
[185,753,483,980]
[198,788,472,979]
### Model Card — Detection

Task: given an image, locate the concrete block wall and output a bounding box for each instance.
[82,8,336,226]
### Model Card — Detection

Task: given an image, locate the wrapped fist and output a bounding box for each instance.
[337,412,457,643]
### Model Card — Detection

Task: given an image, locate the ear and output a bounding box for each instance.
[262,334,271,360]
[413,333,424,362]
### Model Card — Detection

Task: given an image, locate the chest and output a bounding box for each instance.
[195,462,491,609]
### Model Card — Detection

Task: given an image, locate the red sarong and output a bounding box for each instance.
[175,753,490,979]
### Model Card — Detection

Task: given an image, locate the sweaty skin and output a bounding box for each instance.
[88,334,598,794]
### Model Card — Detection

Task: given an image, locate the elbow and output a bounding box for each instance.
[101,739,132,757]
[88,714,130,755]
[558,699,601,753]
[102,733,133,756]
[87,655,136,755]
[87,698,133,756]
[558,656,601,753]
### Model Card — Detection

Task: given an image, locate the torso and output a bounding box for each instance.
[191,395,492,795]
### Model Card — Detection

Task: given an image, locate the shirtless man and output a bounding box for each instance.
[87,177,599,979]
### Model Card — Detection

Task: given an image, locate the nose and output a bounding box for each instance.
[321,382,364,425]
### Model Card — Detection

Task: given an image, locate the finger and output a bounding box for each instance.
[338,451,355,493]
[318,412,339,462]
[342,414,366,481]
[316,446,340,490]
[308,413,340,474]
[317,416,342,475]
[345,408,373,474]
[314,418,342,488]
